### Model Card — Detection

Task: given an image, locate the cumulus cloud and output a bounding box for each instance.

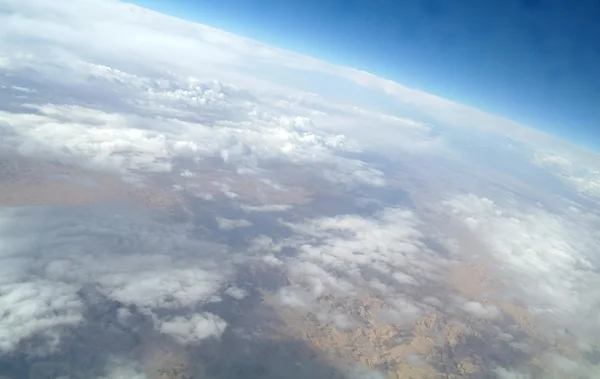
[268,207,447,329]
[224,286,247,300]
[261,254,284,267]
[545,353,600,378]
[462,301,501,320]
[443,193,600,347]
[0,281,84,354]
[0,205,231,354]
[180,169,196,177]
[157,312,227,344]
[494,367,531,379]
[249,235,281,252]
[98,268,224,309]
[287,261,355,297]
[282,208,438,281]
[277,287,313,309]
[392,271,418,285]
[378,296,422,325]
[0,73,388,186]
[0,0,449,189]
[533,150,600,199]
[2,0,595,166]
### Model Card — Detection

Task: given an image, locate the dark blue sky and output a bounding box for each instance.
[137,0,600,149]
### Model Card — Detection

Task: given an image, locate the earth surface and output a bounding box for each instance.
[1,1,600,379]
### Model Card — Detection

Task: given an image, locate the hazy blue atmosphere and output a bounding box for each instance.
[139,0,600,148]
[2,1,600,378]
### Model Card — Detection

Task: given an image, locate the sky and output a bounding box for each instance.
[136,0,600,149]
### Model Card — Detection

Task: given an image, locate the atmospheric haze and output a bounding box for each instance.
[1,1,600,378]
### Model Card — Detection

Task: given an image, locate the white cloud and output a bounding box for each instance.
[330,313,356,329]
[249,235,282,254]
[548,354,600,378]
[277,286,313,309]
[0,106,173,173]
[1,0,595,164]
[377,296,422,325]
[494,367,531,379]
[180,169,195,177]
[392,271,418,285]
[0,204,233,356]
[368,279,392,294]
[97,268,224,309]
[270,208,445,330]
[224,286,247,300]
[283,208,438,281]
[0,280,84,354]
[287,261,355,296]
[463,301,501,320]
[533,150,600,199]
[498,332,514,342]
[116,307,134,326]
[0,206,231,354]
[423,296,443,308]
[0,0,451,188]
[443,193,600,347]
[0,89,387,186]
[157,312,227,344]
[261,254,283,267]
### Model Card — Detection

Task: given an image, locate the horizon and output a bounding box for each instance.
[133,0,600,151]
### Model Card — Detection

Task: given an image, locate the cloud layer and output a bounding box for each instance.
[266,207,455,329]
[443,194,600,349]
[0,205,233,355]
[0,0,454,190]
[1,0,600,378]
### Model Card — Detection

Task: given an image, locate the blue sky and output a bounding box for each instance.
[136,0,600,149]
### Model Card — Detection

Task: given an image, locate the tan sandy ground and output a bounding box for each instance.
[263,287,485,379]
[388,158,586,376]
[137,332,203,379]
[258,210,584,379]
[0,154,316,210]
[440,220,582,376]
[0,155,182,209]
